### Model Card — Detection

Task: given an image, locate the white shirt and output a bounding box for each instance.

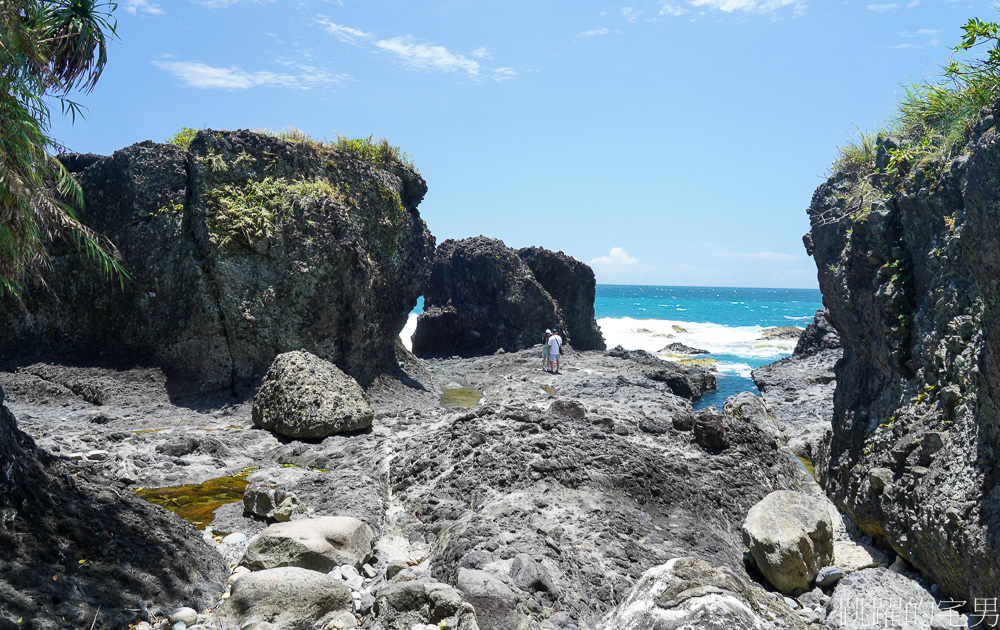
[548,335,562,354]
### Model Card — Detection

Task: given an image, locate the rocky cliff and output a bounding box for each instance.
[412,237,566,357]
[806,102,1000,605]
[0,130,434,391]
[517,247,606,351]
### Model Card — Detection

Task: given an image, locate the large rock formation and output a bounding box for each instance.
[0,130,434,391]
[517,246,606,350]
[805,104,1000,606]
[412,236,566,357]
[752,308,841,458]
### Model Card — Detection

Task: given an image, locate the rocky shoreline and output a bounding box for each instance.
[0,328,981,629]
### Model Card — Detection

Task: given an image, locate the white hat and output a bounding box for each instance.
[545,329,552,334]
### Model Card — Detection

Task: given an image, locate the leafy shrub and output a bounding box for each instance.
[166,127,200,150]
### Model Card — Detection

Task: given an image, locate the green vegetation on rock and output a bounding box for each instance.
[254,127,413,169]
[207,176,345,250]
[835,14,1000,204]
[166,126,200,150]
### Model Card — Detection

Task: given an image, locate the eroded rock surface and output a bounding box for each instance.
[0,130,434,391]
[805,106,1000,605]
[252,351,373,439]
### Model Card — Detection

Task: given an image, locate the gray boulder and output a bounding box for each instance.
[597,556,809,629]
[824,568,941,630]
[456,568,523,630]
[216,566,352,630]
[742,490,834,595]
[252,351,373,439]
[723,392,782,442]
[373,575,479,630]
[241,516,375,572]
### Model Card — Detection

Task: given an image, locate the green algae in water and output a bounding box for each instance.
[796,454,817,481]
[542,386,556,395]
[441,387,482,408]
[135,475,248,529]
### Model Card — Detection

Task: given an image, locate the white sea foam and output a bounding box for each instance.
[783,315,814,321]
[597,316,799,376]
[400,313,418,351]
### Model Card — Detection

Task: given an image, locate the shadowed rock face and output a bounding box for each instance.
[0,130,435,391]
[412,236,566,357]
[805,107,1000,606]
[516,247,605,351]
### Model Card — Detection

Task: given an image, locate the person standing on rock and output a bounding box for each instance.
[542,329,552,372]
[548,329,563,374]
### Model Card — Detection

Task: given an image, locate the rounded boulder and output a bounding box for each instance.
[252,350,373,439]
[741,490,834,595]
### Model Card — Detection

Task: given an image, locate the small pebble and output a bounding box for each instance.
[171,623,186,630]
[783,596,799,610]
[169,607,198,626]
[363,564,378,578]
[345,575,364,590]
[340,565,360,579]
[329,566,343,580]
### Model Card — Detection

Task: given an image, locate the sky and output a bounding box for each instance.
[49,0,995,288]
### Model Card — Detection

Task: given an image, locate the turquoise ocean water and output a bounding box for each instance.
[401,285,824,409]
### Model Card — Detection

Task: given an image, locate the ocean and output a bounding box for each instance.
[400,285,825,409]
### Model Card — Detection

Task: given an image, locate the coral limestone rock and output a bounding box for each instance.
[741,490,833,595]
[241,516,376,572]
[252,350,373,439]
[598,557,809,630]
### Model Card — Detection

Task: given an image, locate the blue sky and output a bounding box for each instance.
[51,0,992,288]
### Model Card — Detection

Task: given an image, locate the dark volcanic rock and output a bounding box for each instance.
[794,308,842,356]
[516,246,605,350]
[752,309,841,458]
[804,109,1000,606]
[412,237,565,357]
[659,342,709,355]
[606,346,716,400]
[56,152,105,173]
[0,129,435,391]
[0,385,227,629]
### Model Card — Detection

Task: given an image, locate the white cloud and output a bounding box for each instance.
[717,251,800,261]
[589,247,638,266]
[471,47,492,59]
[621,7,640,22]
[374,36,480,76]
[867,3,900,12]
[684,0,804,15]
[124,0,164,15]
[152,59,347,90]
[316,17,372,45]
[580,27,611,37]
[493,67,518,81]
[659,2,688,15]
[889,28,942,48]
